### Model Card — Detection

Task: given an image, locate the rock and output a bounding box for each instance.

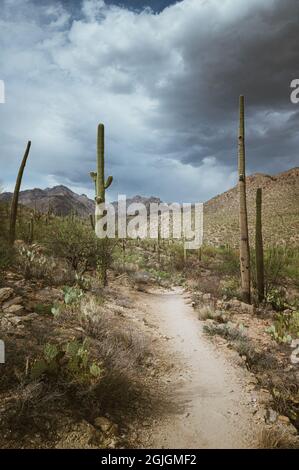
[18,313,39,322]
[202,293,211,301]
[3,304,24,315]
[132,272,152,285]
[290,346,299,365]
[265,408,278,424]
[278,415,290,424]
[0,288,14,304]
[240,302,255,314]
[2,296,23,310]
[291,339,299,349]
[94,416,118,435]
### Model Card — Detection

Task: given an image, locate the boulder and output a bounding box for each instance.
[240,302,255,314]
[2,296,23,310]
[3,304,25,315]
[0,288,14,304]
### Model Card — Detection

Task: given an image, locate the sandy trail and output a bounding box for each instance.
[137,287,260,449]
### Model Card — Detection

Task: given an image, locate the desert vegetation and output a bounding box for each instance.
[0,102,298,449]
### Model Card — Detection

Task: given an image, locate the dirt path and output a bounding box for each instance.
[136,287,262,449]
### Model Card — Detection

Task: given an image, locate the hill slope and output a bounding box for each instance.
[204,167,299,247]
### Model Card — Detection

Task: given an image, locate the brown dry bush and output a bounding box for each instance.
[257,427,299,449]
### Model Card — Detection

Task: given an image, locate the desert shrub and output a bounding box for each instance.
[203,322,246,341]
[17,246,55,280]
[265,287,287,311]
[257,428,299,449]
[263,246,295,292]
[219,277,240,299]
[234,338,277,369]
[30,340,102,383]
[45,217,114,277]
[167,243,185,271]
[266,310,299,344]
[0,242,15,286]
[217,246,240,276]
[0,197,14,284]
[197,305,225,322]
[62,285,84,305]
[202,245,218,259]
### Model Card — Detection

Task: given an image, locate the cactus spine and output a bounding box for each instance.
[9,141,31,245]
[255,188,264,303]
[238,96,251,304]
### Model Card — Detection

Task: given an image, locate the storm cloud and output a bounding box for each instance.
[0,0,298,202]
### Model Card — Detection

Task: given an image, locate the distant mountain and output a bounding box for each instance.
[1,167,298,247]
[0,186,163,218]
[0,185,95,217]
[111,195,162,214]
[204,167,299,247]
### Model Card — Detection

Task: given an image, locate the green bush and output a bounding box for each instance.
[217,246,240,276]
[45,217,114,277]
[219,277,240,299]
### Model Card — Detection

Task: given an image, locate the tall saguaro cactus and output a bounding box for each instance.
[9,141,31,245]
[90,124,113,285]
[90,124,113,208]
[238,96,251,304]
[255,188,264,303]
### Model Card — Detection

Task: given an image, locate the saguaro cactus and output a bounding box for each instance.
[90,124,113,207]
[238,96,251,304]
[255,188,264,303]
[90,124,113,285]
[9,141,31,245]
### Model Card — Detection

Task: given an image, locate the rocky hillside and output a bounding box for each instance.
[204,167,299,247]
[0,185,95,217]
[0,187,162,218]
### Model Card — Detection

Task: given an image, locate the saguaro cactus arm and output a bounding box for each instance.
[9,140,31,245]
[105,175,113,189]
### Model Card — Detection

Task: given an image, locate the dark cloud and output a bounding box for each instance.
[0,0,298,203]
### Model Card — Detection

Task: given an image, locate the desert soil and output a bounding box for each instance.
[132,286,264,449]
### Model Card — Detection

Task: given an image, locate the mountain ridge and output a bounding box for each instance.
[1,167,298,246]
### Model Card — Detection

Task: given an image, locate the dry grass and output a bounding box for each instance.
[257,427,299,449]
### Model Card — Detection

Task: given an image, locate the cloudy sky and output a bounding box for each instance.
[0,0,298,202]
